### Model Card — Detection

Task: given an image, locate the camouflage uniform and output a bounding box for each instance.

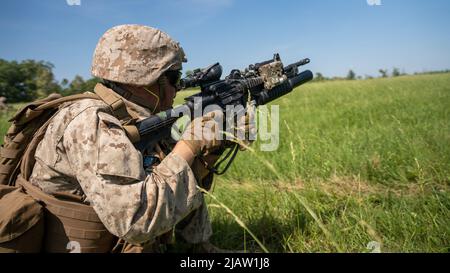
[29,83,212,246]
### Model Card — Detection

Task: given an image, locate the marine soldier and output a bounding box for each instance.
[3,25,252,253]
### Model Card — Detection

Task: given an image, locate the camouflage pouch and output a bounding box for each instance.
[0,184,44,253]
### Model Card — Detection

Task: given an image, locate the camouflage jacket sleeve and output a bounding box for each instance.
[62,106,204,245]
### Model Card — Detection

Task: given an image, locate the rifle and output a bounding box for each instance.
[135,53,313,174]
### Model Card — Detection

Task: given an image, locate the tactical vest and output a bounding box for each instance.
[0,83,144,253]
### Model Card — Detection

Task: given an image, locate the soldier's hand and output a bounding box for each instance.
[233,103,257,151]
[179,110,224,157]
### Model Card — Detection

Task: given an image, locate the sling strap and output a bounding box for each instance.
[93,83,141,142]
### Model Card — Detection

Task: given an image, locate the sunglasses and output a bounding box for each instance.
[165,70,182,91]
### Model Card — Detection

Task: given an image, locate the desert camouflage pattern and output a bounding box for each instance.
[258,61,287,90]
[29,84,212,246]
[91,25,187,86]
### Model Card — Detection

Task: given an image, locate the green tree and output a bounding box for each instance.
[0,59,30,102]
[0,59,61,102]
[346,70,356,80]
[392,67,401,77]
[314,72,325,82]
[61,76,100,96]
[61,78,69,88]
[24,60,61,97]
[379,69,388,78]
[83,78,101,92]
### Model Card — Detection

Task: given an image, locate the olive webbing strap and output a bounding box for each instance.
[93,83,140,143]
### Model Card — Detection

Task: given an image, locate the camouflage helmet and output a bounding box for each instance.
[91,24,187,86]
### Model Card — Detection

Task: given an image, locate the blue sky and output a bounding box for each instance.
[1,0,449,81]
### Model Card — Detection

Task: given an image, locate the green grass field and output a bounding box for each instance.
[176,73,450,253]
[1,73,449,252]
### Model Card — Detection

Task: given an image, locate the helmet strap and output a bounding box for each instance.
[143,85,160,114]
[104,78,167,114]
[157,75,167,102]
[142,75,169,114]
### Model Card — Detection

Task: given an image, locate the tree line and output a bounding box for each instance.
[313,68,450,82]
[0,59,99,103]
[313,68,406,82]
[1,59,449,103]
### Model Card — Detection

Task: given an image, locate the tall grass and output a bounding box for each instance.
[223,74,450,185]
[201,73,450,252]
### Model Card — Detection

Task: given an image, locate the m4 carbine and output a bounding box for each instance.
[135,53,313,174]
